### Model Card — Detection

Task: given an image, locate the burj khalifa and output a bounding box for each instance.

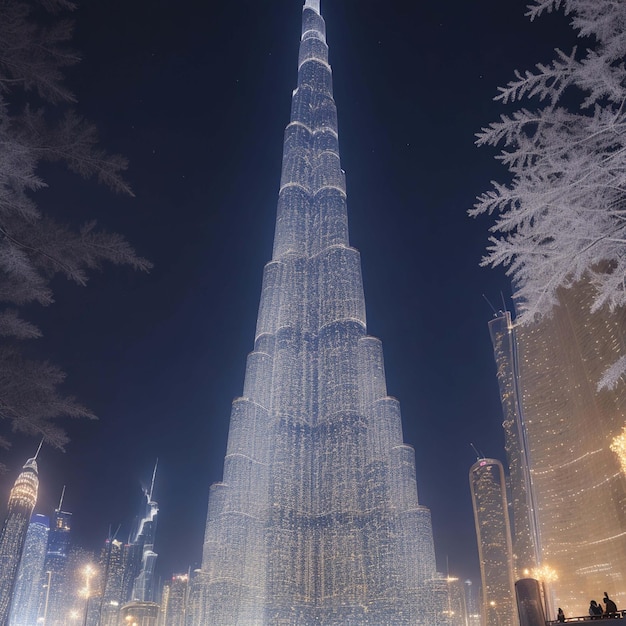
[196,2,438,624]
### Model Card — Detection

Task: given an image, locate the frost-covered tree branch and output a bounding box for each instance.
[0,0,151,457]
[471,0,626,389]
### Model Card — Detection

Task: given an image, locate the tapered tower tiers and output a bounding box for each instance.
[197,3,438,624]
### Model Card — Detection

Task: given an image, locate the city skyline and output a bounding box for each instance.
[0,0,593,587]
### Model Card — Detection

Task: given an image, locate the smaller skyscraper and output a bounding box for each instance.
[164,574,188,626]
[0,449,41,625]
[8,513,49,626]
[469,458,518,626]
[98,537,125,626]
[40,489,72,626]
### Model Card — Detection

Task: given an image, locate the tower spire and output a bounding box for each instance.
[57,485,66,511]
[149,458,158,502]
[304,0,320,13]
[33,438,44,460]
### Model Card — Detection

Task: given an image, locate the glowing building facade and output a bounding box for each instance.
[0,455,40,625]
[489,281,626,616]
[196,1,437,624]
[40,495,72,626]
[131,462,159,603]
[8,514,49,626]
[469,458,518,626]
[164,574,188,626]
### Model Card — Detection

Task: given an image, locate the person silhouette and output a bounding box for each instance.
[589,600,602,619]
[557,607,565,623]
[603,592,618,616]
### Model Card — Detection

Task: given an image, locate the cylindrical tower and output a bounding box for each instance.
[0,455,40,625]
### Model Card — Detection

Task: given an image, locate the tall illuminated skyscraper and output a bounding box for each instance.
[98,538,126,626]
[40,490,72,626]
[197,1,437,624]
[131,461,159,603]
[0,451,40,625]
[469,458,518,626]
[489,280,626,616]
[8,513,49,626]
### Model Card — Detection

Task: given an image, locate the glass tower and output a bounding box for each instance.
[0,454,40,625]
[8,513,49,626]
[488,281,626,616]
[197,1,437,624]
[469,459,518,626]
[40,494,72,626]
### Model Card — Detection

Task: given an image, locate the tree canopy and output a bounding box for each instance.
[471,0,626,388]
[0,0,150,452]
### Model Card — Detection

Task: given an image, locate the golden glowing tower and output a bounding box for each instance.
[469,458,518,626]
[0,452,40,624]
[489,279,626,616]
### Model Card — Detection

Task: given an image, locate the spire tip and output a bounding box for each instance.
[304,0,320,14]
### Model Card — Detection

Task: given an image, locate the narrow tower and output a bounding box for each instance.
[8,513,49,626]
[40,487,73,626]
[197,2,437,624]
[469,458,518,626]
[131,460,159,603]
[0,449,41,625]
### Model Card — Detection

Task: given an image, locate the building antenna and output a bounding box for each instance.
[34,438,44,460]
[482,294,498,316]
[500,290,508,313]
[470,443,484,460]
[149,459,159,502]
[57,485,66,511]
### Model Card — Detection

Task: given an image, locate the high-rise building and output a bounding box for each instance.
[195,1,438,624]
[131,461,159,603]
[469,458,518,626]
[98,538,126,626]
[39,490,72,626]
[488,312,538,578]
[0,451,40,625]
[164,574,188,626]
[63,547,96,625]
[488,280,626,616]
[8,513,49,626]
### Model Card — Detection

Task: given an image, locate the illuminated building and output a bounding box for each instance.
[98,538,125,626]
[488,280,626,616]
[488,312,538,577]
[164,574,188,626]
[40,489,73,626]
[0,451,40,625]
[195,1,438,623]
[131,462,159,603]
[469,458,518,626]
[444,576,469,626]
[8,513,49,626]
[64,547,96,624]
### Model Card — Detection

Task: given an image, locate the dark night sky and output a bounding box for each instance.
[0,0,578,583]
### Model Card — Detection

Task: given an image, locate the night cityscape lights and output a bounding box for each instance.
[488,277,626,617]
[611,426,626,475]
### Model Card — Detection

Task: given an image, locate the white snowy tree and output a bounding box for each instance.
[471,0,626,388]
[0,0,150,452]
